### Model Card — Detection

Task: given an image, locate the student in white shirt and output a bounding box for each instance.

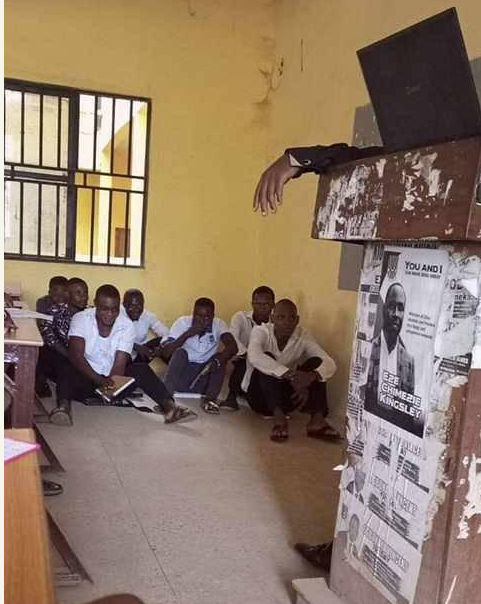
[244,299,340,442]
[162,297,238,414]
[122,289,170,363]
[52,284,196,426]
[221,285,275,411]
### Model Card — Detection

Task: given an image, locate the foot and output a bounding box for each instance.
[294,542,333,572]
[306,413,342,441]
[270,423,289,442]
[201,398,220,414]
[219,395,239,411]
[49,402,72,426]
[42,479,63,497]
[36,382,52,398]
[163,402,198,424]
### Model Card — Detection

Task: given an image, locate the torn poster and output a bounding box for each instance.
[337,243,481,604]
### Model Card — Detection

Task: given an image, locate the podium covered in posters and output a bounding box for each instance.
[303,137,481,604]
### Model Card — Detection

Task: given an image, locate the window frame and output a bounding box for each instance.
[4,78,152,269]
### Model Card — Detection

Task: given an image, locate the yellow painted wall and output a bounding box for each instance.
[256,0,481,417]
[5,0,481,418]
[4,0,274,325]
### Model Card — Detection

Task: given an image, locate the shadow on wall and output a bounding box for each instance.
[338,55,481,292]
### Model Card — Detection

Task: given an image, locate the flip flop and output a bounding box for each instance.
[49,405,72,426]
[201,399,220,415]
[42,479,63,497]
[164,406,198,424]
[270,424,289,443]
[306,424,343,442]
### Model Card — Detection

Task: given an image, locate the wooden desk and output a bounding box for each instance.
[5,428,55,604]
[5,317,43,427]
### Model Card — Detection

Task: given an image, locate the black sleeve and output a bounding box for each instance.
[285,143,384,177]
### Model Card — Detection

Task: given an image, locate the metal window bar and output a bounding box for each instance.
[124,191,130,265]
[127,100,133,176]
[106,189,113,264]
[39,94,44,168]
[93,95,98,172]
[19,181,24,255]
[89,188,96,264]
[4,79,150,267]
[20,92,25,165]
[57,96,62,169]
[37,183,42,256]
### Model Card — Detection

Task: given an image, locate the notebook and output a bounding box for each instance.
[95,375,135,403]
[4,438,40,464]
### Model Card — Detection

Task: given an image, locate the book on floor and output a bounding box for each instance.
[95,375,135,403]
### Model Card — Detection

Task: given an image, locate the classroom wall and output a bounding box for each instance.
[257,0,481,418]
[4,0,275,325]
[5,0,481,418]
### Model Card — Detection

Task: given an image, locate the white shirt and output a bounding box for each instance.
[378,331,399,396]
[243,323,337,391]
[69,307,135,376]
[230,310,267,356]
[121,306,169,359]
[163,316,230,364]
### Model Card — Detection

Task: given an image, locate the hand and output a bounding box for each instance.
[213,352,229,367]
[253,154,301,216]
[137,344,155,360]
[97,376,114,390]
[185,323,206,338]
[289,371,317,392]
[291,388,309,407]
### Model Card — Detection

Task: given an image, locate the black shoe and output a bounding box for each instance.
[220,396,240,411]
[36,383,52,398]
[42,479,63,497]
[294,541,333,572]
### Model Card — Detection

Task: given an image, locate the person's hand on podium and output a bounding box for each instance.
[253,154,301,216]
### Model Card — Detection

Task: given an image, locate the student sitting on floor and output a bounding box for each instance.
[36,278,89,394]
[162,297,238,414]
[221,285,275,411]
[122,289,170,363]
[243,299,341,442]
[51,284,197,426]
[35,275,69,396]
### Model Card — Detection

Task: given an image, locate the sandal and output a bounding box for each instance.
[50,404,72,426]
[306,424,343,442]
[164,405,198,424]
[270,424,289,442]
[201,399,220,415]
[42,479,63,497]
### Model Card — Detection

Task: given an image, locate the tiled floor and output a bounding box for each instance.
[41,399,343,604]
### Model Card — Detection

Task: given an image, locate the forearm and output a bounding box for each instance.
[286,144,384,176]
[50,342,68,357]
[219,334,238,361]
[68,351,104,386]
[161,332,191,357]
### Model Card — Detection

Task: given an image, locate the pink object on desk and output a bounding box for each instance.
[4,437,40,464]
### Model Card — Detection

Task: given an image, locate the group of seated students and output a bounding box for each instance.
[35,276,341,442]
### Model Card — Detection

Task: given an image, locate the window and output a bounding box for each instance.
[4,79,151,267]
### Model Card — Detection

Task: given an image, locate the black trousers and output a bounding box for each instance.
[56,362,171,411]
[36,346,69,384]
[228,358,247,396]
[246,357,328,417]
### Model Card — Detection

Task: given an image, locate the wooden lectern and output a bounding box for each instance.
[295,137,481,604]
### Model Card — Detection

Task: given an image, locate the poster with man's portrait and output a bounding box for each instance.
[363,245,448,439]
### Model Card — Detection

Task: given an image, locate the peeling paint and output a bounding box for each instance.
[457,454,481,539]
